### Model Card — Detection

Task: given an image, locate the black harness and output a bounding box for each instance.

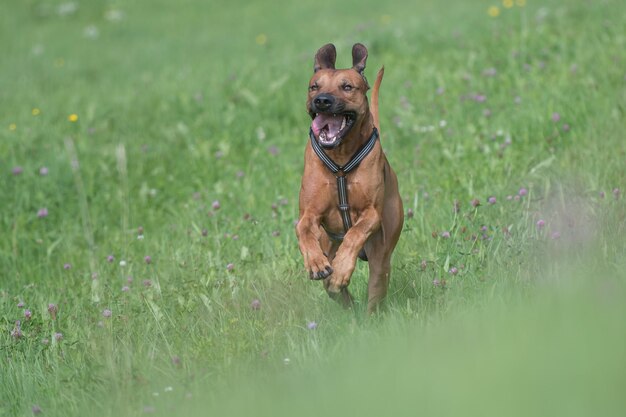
[309,127,379,246]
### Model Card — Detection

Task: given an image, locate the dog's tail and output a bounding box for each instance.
[370,66,384,132]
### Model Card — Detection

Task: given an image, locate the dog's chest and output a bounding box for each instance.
[321,175,376,230]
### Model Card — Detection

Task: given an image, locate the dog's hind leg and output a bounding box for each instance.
[363,232,392,314]
[364,172,403,314]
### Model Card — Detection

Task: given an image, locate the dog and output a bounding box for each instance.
[296,43,403,313]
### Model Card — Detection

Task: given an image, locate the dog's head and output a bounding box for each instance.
[307,43,370,149]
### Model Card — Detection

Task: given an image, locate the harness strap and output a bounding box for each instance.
[322,224,345,242]
[309,127,379,239]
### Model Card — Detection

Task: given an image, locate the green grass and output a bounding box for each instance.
[1,0,626,416]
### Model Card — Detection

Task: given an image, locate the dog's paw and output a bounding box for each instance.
[326,275,350,293]
[311,265,333,280]
[305,255,333,280]
[326,257,354,290]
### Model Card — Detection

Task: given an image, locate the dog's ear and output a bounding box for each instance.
[314,44,336,72]
[352,43,368,75]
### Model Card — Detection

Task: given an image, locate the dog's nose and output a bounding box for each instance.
[313,94,334,111]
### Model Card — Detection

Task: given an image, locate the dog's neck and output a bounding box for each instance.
[323,112,375,167]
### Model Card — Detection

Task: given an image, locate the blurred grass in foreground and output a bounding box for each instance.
[186,259,626,417]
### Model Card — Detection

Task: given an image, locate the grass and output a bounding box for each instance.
[1,0,625,415]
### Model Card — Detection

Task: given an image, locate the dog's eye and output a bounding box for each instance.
[342,84,353,91]
[309,84,319,91]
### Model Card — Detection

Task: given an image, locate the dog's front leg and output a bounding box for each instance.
[326,207,381,293]
[296,213,333,280]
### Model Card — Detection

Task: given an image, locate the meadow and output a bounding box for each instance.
[1,0,625,415]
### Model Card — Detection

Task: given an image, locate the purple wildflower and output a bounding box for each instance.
[307,321,318,330]
[143,279,152,287]
[449,267,459,275]
[250,299,261,310]
[24,309,32,320]
[551,112,561,122]
[122,285,130,292]
[474,94,487,103]
[536,219,546,229]
[39,167,49,176]
[211,200,221,210]
[562,123,570,132]
[471,198,481,208]
[12,166,23,175]
[48,303,58,320]
[488,196,496,205]
[518,188,528,197]
[551,231,561,240]
[37,208,49,218]
[63,263,71,270]
[433,279,441,287]
[144,255,152,264]
[54,332,63,341]
[107,255,115,263]
[226,263,234,272]
[17,301,25,308]
[102,309,112,318]
[441,231,451,239]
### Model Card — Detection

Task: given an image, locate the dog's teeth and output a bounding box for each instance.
[340,117,346,130]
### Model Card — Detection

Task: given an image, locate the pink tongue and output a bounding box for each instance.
[312,114,343,137]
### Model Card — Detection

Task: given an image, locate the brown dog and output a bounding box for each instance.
[296,43,403,313]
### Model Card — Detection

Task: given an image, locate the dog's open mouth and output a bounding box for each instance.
[310,112,356,148]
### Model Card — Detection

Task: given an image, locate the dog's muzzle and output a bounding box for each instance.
[309,94,356,149]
